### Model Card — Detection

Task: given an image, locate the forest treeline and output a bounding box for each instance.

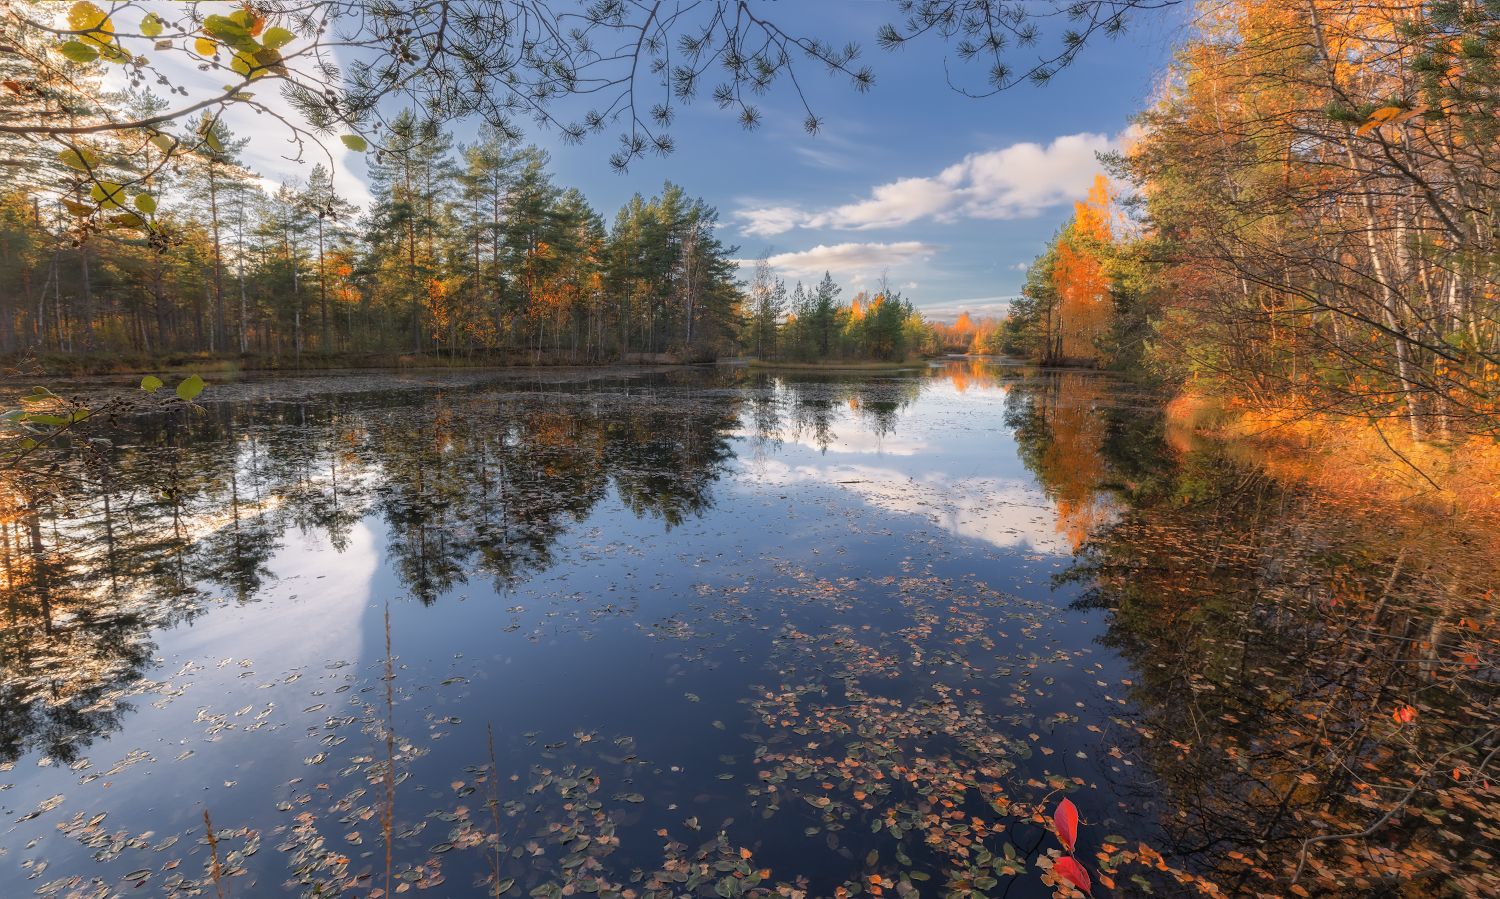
[743,265,932,363]
[997,0,1499,447]
[0,104,761,363]
[0,106,940,366]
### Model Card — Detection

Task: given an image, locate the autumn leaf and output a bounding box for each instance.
[1053,857,1092,896]
[1355,105,1403,137]
[67,1,113,48]
[1053,797,1079,853]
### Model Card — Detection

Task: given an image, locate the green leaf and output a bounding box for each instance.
[23,413,71,427]
[340,134,368,152]
[150,134,176,154]
[203,130,223,153]
[57,146,100,171]
[105,212,145,230]
[60,40,99,62]
[262,26,294,50]
[140,375,163,394]
[203,15,255,51]
[175,374,206,402]
[140,12,163,38]
[90,180,126,209]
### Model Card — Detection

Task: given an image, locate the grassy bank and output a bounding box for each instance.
[5,350,699,378]
[1165,391,1500,526]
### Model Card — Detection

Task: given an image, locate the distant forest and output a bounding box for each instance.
[2,103,759,363]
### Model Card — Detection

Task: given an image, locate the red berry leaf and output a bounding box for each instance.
[1053,798,1079,853]
[1054,856,1093,896]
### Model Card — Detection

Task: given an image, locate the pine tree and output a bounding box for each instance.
[810,272,841,357]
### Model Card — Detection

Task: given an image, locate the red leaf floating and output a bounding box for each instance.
[1053,798,1079,853]
[1054,856,1093,896]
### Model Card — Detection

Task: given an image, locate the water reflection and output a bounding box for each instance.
[0,383,740,766]
[0,362,1492,898]
[1002,372,1121,551]
[1013,374,1500,895]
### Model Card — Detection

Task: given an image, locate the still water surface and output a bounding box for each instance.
[0,361,1493,897]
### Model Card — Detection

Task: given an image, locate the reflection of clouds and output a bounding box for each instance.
[729,427,929,456]
[747,459,1085,556]
[169,521,379,667]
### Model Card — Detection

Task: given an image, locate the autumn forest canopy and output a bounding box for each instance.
[1003,0,1500,452]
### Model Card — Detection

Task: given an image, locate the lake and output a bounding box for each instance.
[0,360,1494,898]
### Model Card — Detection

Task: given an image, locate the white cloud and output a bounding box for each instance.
[753,241,939,280]
[736,132,1116,236]
[738,205,807,238]
[815,175,956,231]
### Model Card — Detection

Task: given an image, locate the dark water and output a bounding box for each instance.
[0,361,1494,898]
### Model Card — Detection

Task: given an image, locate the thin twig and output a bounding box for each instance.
[204,809,226,899]
[382,602,396,898]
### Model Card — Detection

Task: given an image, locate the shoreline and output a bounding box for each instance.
[745,359,929,372]
[5,351,725,378]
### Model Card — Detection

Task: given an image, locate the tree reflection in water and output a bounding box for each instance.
[1009,370,1500,896]
[0,365,1493,897]
[0,378,740,765]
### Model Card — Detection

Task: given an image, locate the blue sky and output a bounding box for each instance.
[537,3,1187,320]
[222,2,1187,322]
